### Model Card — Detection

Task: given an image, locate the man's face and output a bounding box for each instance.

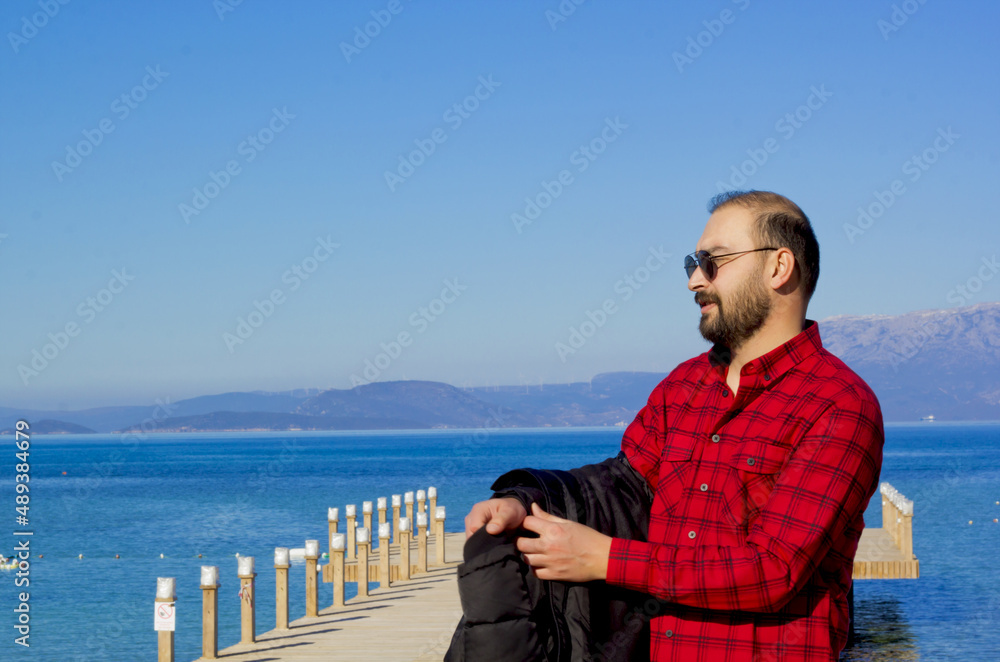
[688,205,773,350]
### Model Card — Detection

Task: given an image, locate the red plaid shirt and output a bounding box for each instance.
[607,320,884,662]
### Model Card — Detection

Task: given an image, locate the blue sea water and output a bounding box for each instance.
[0,423,998,661]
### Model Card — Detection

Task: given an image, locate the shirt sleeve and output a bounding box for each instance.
[619,381,667,490]
[606,395,884,613]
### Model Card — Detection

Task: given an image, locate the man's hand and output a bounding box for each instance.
[516,503,612,582]
[464,497,528,539]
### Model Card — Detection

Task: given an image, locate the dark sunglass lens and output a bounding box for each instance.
[697,252,715,279]
[684,255,697,278]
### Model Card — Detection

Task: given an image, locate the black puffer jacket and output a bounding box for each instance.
[444,452,659,662]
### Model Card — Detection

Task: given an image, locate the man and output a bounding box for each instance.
[464,190,884,661]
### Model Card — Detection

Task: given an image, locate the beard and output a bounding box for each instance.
[697,275,772,350]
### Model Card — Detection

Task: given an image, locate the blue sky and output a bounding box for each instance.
[1,0,997,410]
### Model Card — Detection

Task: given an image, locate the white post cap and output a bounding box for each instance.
[305,540,320,557]
[428,486,437,498]
[201,566,219,587]
[417,489,426,501]
[346,504,357,517]
[399,517,410,532]
[417,512,428,527]
[331,533,346,551]
[363,501,373,514]
[356,527,370,545]
[328,507,339,522]
[156,577,176,599]
[435,506,446,521]
[238,556,255,576]
[378,522,391,539]
[404,491,414,504]
[392,494,402,507]
[274,547,290,566]
[377,497,387,509]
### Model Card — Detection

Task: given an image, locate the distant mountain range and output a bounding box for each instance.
[2,303,997,433]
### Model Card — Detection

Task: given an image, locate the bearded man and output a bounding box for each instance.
[460,190,884,661]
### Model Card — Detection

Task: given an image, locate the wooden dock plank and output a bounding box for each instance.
[852,527,919,579]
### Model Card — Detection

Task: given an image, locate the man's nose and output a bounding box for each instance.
[688,265,707,292]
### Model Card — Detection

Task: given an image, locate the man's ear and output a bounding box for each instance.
[770,248,798,293]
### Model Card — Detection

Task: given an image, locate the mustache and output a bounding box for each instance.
[695,293,720,306]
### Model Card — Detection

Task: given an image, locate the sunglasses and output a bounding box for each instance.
[684,248,778,280]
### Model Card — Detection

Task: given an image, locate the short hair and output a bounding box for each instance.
[708,190,820,299]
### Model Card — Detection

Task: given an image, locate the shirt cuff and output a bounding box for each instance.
[607,537,659,597]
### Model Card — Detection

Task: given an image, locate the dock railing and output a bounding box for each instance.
[853,481,919,579]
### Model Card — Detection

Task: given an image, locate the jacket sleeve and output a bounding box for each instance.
[491,453,652,539]
[606,396,884,613]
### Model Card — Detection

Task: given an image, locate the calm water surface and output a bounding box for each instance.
[0,423,997,661]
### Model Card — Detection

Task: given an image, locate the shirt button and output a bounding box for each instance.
[764,374,771,381]
[722,390,730,397]
[700,483,708,492]
[711,434,720,443]
[747,457,756,466]
[688,530,696,539]
[665,629,673,638]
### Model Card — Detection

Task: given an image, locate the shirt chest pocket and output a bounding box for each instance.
[722,440,793,535]
[653,438,697,517]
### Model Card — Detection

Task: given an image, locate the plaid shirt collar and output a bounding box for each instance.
[707,319,823,391]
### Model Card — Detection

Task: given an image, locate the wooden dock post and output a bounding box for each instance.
[429,486,437,519]
[356,527,370,598]
[377,497,387,530]
[330,533,345,608]
[399,517,411,581]
[274,548,290,630]
[328,507,339,540]
[434,506,447,566]
[417,511,428,574]
[200,566,219,659]
[378,523,392,588]
[417,489,426,517]
[391,494,402,543]
[405,491,415,528]
[237,556,256,645]
[305,539,320,618]
[346,504,357,561]
[363,501,373,533]
[156,577,175,662]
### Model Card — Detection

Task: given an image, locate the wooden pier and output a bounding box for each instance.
[852,482,919,579]
[192,533,465,662]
